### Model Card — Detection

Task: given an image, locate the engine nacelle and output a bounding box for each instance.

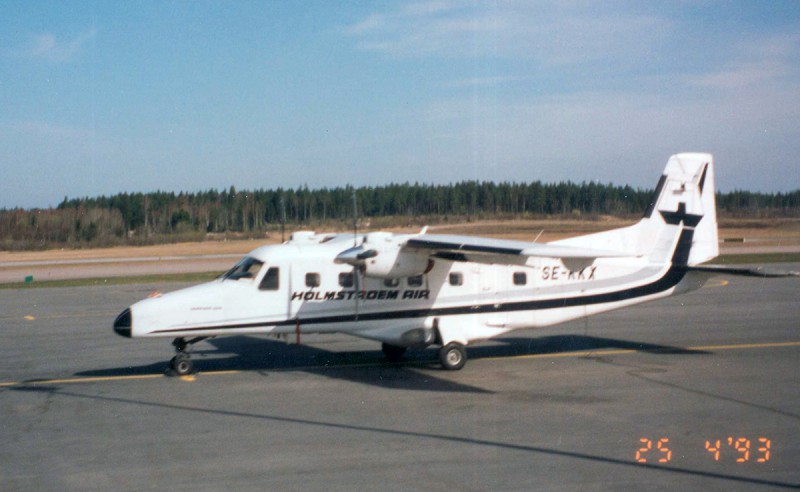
[361,232,431,279]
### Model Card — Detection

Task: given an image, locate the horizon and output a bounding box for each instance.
[2,2,799,209]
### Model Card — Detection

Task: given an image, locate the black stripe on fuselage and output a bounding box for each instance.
[151,228,696,335]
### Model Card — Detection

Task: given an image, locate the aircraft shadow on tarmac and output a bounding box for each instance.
[75,335,707,394]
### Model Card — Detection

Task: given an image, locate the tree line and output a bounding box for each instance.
[2,181,798,250]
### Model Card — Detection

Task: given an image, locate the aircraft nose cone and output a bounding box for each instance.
[113,308,132,338]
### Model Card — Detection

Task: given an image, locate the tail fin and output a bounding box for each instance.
[645,153,718,265]
[551,153,718,266]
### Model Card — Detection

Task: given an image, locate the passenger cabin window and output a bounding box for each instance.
[223,257,263,281]
[339,272,354,288]
[408,275,423,287]
[259,267,280,291]
[449,272,463,286]
[513,271,527,286]
[306,273,321,288]
[383,278,399,288]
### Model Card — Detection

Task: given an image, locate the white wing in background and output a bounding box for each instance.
[403,233,635,265]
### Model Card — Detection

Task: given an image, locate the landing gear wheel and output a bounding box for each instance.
[439,342,467,370]
[167,336,208,376]
[382,343,407,363]
[170,354,194,376]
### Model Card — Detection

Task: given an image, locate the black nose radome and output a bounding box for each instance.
[113,308,132,338]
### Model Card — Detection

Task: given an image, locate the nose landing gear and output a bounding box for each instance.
[170,353,193,376]
[168,337,208,376]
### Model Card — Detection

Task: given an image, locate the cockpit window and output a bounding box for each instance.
[259,267,280,291]
[222,257,264,281]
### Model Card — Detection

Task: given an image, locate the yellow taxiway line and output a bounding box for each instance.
[1,341,798,388]
[0,370,241,388]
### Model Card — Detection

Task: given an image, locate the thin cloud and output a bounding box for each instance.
[8,29,96,63]
[344,2,665,65]
[692,61,787,90]
[690,32,800,90]
[345,13,387,35]
[400,1,455,17]
[441,75,520,89]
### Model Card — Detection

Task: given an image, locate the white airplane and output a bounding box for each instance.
[113,153,795,375]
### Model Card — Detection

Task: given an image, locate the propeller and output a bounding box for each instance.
[338,192,379,267]
[335,245,378,266]
[341,190,375,319]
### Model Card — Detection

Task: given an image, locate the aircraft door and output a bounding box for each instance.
[476,264,509,329]
[258,263,291,320]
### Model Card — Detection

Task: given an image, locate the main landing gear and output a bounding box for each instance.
[381,341,467,370]
[438,342,467,370]
[168,337,208,376]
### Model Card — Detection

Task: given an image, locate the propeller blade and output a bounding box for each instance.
[357,249,378,260]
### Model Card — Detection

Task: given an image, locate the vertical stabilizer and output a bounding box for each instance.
[647,153,718,265]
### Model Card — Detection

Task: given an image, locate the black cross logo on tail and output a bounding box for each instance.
[660,202,703,227]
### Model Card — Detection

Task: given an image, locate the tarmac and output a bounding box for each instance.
[0,267,798,490]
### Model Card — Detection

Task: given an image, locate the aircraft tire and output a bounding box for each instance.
[381,343,407,363]
[439,343,466,370]
[170,354,193,376]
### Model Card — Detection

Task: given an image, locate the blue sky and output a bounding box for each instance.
[1,1,799,209]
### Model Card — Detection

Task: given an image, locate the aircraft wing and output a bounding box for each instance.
[404,233,633,265]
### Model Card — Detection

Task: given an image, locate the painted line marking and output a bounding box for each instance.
[692,341,800,351]
[0,370,240,388]
[0,341,797,388]
[0,374,163,387]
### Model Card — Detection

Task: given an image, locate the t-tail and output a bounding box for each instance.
[553,153,718,268]
[645,153,718,266]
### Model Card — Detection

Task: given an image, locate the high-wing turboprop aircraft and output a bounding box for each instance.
[113,153,795,375]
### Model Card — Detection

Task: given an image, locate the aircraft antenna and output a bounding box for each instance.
[533,229,544,243]
[351,188,360,318]
[352,189,358,246]
[280,195,286,243]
